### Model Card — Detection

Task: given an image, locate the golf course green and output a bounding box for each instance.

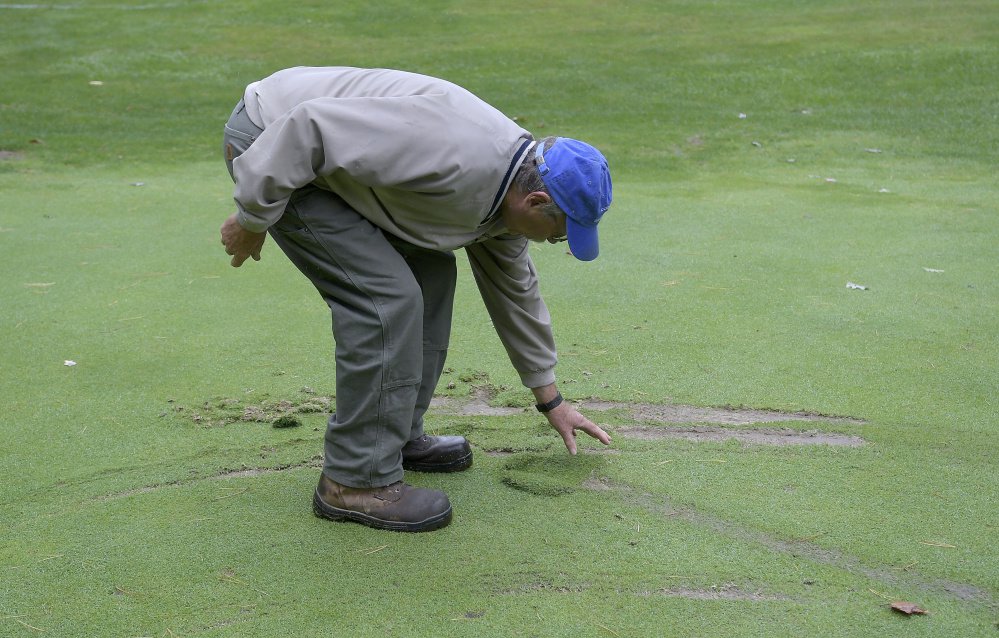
[1,1,996,636]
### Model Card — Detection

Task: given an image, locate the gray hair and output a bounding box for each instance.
[512,136,562,220]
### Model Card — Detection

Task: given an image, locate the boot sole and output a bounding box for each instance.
[402,451,473,473]
[312,490,452,532]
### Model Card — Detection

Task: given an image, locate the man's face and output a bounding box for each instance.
[545,214,568,244]
[500,190,567,243]
[522,210,567,244]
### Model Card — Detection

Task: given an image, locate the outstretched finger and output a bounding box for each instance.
[559,428,578,455]
[579,421,612,446]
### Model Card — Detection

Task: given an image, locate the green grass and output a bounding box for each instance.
[1,1,997,636]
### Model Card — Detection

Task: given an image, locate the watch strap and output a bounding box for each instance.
[535,392,564,413]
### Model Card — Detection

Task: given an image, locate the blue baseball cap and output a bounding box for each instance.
[534,138,612,261]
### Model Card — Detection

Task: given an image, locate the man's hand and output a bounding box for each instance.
[545,402,612,454]
[220,213,266,267]
[532,384,611,455]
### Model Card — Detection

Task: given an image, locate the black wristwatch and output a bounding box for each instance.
[535,392,564,413]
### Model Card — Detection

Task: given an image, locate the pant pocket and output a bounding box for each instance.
[223,123,256,144]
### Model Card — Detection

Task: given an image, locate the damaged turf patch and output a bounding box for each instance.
[431,392,865,448]
[430,392,863,428]
[578,400,864,426]
[501,453,605,496]
[644,584,787,601]
[430,385,523,417]
[614,425,865,447]
[170,390,332,427]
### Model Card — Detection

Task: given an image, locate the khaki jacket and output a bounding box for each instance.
[232,67,556,387]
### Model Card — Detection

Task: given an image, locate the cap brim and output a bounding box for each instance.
[565,216,599,261]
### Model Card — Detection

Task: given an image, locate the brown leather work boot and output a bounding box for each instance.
[402,435,473,473]
[312,474,452,532]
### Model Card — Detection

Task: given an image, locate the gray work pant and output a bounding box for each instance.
[223,100,456,488]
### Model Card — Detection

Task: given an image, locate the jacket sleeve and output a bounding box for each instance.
[465,236,557,388]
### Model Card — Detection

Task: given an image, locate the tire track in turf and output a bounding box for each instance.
[587,478,994,607]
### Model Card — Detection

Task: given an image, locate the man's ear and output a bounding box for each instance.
[526,191,553,207]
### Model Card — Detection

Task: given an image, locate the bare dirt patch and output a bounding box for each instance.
[646,584,786,601]
[579,400,863,426]
[172,391,331,427]
[431,393,865,447]
[183,389,863,430]
[615,425,865,447]
[430,387,523,417]
[493,572,786,601]
[431,391,864,427]
[0,150,24,161]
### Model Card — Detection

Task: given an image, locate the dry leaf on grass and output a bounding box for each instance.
[890,601,928,615]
